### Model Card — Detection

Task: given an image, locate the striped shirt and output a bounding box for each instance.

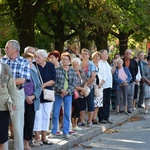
[54,66,77,95]
[0,55,30,80]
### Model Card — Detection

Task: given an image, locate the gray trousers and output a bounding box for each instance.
[4,89,25,150]
[127,82,135,111]
[116,86,128,106]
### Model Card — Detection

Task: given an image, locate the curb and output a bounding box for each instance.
[35,110,140,150]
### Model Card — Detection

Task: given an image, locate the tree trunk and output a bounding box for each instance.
[54,40,64,54]
[118,32,129,56]
[17,3,35,54]
[94,27,108,51]
[18,20,35,54]
[7,0,47,54]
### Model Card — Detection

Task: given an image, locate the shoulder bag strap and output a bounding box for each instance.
[36,63,43,84]
[60,67,69,81]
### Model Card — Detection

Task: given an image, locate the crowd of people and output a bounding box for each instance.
[0,39,150,150]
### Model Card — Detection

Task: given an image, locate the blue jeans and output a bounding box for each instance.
[51,95,72,135]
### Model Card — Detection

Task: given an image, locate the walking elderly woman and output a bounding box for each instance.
[33,49,56,145]
[49,52,77,139]
[0,63,17,150]
[113,58,132,115]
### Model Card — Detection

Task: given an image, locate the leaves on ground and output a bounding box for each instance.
[104,129,119,134]
[74,143,93,149]
[117,122,125,126]
[127,116,143,122]
[86,137,93,141]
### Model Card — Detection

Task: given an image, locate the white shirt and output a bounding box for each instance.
[98,60,112,89]
[135,66,141,85]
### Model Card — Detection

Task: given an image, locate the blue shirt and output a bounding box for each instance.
[0,55,30,80]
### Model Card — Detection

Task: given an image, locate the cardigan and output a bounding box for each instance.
[113,66,132,90]
[0,63,18,111]
[29,68,42,111]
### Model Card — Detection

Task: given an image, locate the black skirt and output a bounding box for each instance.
[0,111,10,144]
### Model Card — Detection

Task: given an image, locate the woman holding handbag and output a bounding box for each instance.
[49,52,77,139]
[79,48,96,127]
[92,51,106,124]
[71,57,88,131]
[33,49,56,145]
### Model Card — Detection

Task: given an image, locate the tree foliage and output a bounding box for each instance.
[0,0,150,55]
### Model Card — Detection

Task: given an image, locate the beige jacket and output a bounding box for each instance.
[0,63,18,111]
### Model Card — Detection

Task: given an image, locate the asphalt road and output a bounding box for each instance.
[69,113,150,150]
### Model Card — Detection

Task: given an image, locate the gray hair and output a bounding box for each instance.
[99,49,108,54]
[24,46,34,53]
[7,40,20,52]
[72,57,81,65]
[35,49,48,58]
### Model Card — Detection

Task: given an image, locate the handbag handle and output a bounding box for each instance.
[36,63,43,84]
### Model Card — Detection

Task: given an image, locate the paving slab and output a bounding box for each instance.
[8,109,141,150]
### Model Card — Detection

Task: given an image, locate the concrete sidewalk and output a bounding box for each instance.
[9,109,141,150]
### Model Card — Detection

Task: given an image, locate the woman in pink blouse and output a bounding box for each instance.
[113,58,132,115]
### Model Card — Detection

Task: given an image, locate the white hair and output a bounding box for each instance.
[35,49,48,58]
[72,57,81,65]
[24,46,35,53]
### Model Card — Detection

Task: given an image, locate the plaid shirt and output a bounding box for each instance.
[0,55,30,80]
[54,66,77,95]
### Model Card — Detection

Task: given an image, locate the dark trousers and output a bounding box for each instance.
[24,102,35,140]
[0,111,9,144]
[72,98,81,118]
[98,88,111,121]
[134,84,139,99]
[138,80,144,105]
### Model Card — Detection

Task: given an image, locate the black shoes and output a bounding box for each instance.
[100,119,113,124]
[127,111,132,114]
[119,110,124,113]
[138,105,144,108]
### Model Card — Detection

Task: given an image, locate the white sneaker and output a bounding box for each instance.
[63,134,71,139]
[48,133,56,139]
[72,126,82,131]
[132,108,137,111]
[69,130,75,135]
[56,130,62,136]
[144,110,148,114]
